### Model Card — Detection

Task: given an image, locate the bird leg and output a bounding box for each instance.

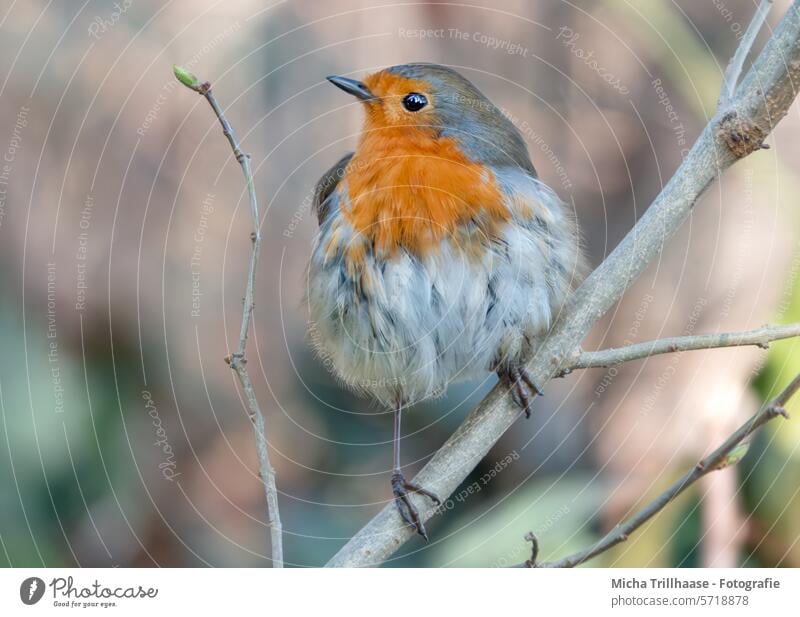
[499,365,542,419]
[391,401,441,540]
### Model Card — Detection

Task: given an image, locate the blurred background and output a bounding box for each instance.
[1,0,799,568]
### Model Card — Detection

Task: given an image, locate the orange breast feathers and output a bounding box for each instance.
[340,117,509,257]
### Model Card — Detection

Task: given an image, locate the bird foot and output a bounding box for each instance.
[500,366,542,419]
[391,472,441,540]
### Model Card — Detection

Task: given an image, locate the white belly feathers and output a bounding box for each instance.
[306,169,581,406]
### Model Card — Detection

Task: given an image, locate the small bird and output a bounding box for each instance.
[306,63,583,538]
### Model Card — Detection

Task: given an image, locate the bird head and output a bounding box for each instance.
[326,63,534,173]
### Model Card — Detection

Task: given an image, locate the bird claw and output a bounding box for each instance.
[500,366,542,419]
[392,473,440,540]
[519,370,543,397]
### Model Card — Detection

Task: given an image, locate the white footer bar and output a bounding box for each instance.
[1,568,795,615]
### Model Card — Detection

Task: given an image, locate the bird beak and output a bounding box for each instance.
[326,75,376,102]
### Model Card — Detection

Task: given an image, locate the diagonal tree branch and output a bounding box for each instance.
[326,1,800,567]
[560,323,800,374]
[174,66,283,567]
[527,372,800,568]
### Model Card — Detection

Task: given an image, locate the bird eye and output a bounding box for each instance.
[402,92,428,112]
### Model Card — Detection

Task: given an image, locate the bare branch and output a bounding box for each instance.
[719,0,774,108]
[531,373,799,568]
[325,1,800,568]
[174,66,283,567]
[561,323,800,374]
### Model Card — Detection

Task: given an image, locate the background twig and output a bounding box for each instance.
[326,0,800,568]
[561,323,800,374]
[719,0,774,107]
[530,373,799,568]
[174,66,284,568]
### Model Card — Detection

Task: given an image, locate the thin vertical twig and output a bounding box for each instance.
[174,66,283,567]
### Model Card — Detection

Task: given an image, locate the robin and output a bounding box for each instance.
[306,63,583,539]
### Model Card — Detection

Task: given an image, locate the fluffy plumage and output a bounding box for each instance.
[307,63,584,407]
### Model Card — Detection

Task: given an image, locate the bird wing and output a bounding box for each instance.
[312,152,353,225]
